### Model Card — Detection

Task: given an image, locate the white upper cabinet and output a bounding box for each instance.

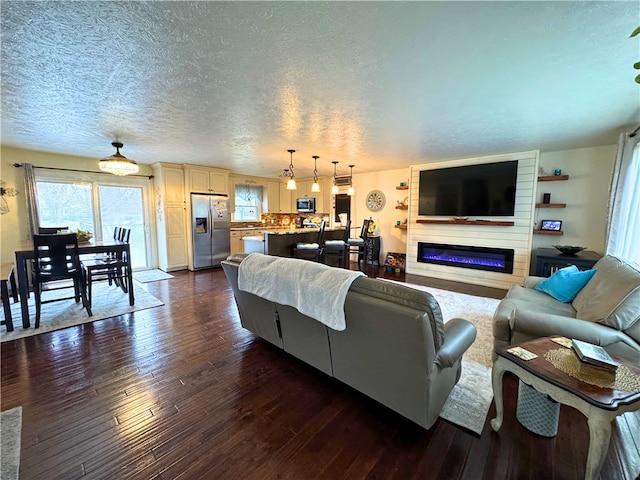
[185,166,229,194]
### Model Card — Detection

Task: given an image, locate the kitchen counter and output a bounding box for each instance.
[263,228,347,257]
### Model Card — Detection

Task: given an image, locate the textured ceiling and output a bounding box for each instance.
[1,1,639,178]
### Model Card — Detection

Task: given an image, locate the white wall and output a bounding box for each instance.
[534,145,616,264]
[348,167,410,263]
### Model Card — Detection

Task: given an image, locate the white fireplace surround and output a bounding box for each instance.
[405,151,539,290]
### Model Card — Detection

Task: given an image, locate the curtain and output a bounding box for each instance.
[605,132,640,264]
[23,163,40,237]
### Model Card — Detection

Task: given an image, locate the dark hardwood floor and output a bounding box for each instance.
[2,266,639,479]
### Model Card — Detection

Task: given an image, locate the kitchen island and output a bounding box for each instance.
[263,227,346,258]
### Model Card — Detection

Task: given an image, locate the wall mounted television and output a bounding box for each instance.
[418,160,518,217]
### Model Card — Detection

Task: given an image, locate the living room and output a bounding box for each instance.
[1,2,639,479]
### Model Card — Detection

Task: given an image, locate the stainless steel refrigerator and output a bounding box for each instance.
[191,193,231,269]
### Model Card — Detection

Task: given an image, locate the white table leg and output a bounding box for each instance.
[584,411,612,480]
[490,358,506,432]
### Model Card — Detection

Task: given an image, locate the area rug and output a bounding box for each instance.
[1,283,164,342]
[1,406,22,480]
[133,269,174,283]
[380,279,500,434]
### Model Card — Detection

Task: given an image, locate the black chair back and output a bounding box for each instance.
[342,220,351,242]
[360,219,371,239]
[33,234,81,282]
[119,228,131,243]
[38,226,69,234]
[316,221,326,245]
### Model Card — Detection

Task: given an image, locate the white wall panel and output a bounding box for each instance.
[405,151,539,289]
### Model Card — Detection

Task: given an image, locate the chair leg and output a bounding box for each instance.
[9,266,18,303]
[1,279,14,332]
[34,284,41,329]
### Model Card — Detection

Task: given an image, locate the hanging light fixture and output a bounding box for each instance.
[331,161,339,194]
[99,141,139,176]
[311,155,320,192]
[285,149,297,190]
[347,164,355,196]
[98,142,138,176]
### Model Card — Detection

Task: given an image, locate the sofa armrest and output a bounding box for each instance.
[511,310,629,347]
[523,276,545,289]
[435,318,477,368]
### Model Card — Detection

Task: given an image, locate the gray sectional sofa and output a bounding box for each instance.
[492,255,640,363]
[222,254,477,430]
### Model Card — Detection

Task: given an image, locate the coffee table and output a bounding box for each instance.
[491,337,640,480]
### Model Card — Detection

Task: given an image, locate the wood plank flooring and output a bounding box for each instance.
[2,266,639,479]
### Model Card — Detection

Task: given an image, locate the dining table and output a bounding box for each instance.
[14,239,134,328]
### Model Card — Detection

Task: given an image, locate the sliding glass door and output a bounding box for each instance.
[36,173,153,269]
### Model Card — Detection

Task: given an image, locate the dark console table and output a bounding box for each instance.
[535,248,602,277]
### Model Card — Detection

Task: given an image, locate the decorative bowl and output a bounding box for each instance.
[553,245,585,255]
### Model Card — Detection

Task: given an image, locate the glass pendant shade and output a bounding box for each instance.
[284,149,296,189]
[99,142,139,176]
[311,182,320,192]
[287,178,297,190]
[347,186,355,196]
[331,184,339,194]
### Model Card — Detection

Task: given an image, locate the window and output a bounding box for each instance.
[234,184,263,221]
[35,171,153,269]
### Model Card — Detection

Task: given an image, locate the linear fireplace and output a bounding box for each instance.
[417,242,514,274]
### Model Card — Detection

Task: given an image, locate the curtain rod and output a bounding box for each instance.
[630,125,640,138]
[13,163,153,179]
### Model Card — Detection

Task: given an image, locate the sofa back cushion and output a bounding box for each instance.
[349,277,446,349]
[572,256,640,333]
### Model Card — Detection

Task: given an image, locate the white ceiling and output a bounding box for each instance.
[1,1,638,179]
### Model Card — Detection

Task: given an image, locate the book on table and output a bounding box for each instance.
[571,339,619,372]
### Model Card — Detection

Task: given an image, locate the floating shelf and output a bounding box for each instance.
[416,219,514,226]
[396,185,409,190]
[395,224,407,230]
[535,203,566,208]
[395,205,408,210]
[533,230,564,236]
[538,175,569,182]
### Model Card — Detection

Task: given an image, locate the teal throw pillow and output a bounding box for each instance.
[535,265,597,303]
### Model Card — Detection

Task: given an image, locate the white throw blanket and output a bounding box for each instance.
[237,253,364,331]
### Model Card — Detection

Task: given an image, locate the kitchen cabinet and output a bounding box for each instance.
[267,181,280,213]
[231,229,265,254]
[279,182,294,213]
[152,163,188,271]
[185,165,229,194]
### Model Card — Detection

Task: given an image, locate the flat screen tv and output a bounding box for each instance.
[418,160,518,217]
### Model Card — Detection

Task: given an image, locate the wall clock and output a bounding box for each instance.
[366,190,386,211]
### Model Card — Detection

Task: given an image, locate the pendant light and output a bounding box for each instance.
[347,164,355,196]
[285,149,297,190]
[331,161,339,194]
[99,142,139,176]
[311,155,320,192]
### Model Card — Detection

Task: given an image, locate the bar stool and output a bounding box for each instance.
[324,220,351,268]
[347,219,371,270]
[293,221,326,262]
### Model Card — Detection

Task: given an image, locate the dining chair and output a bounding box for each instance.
[323,220,351,268]
[38,226,69,234]
[32,233,92,328]
[347,219,371,270]
[83,229,131,308]
[293,221,326,262]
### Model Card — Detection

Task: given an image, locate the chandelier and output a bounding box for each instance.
[99,142,139,176]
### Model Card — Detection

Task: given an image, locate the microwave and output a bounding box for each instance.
[296,197,316,213]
